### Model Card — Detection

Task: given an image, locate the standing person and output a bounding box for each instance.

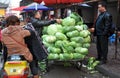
[28,10,61,74]
[94,1,112,64]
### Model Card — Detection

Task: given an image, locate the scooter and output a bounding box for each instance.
[1,54,30,78]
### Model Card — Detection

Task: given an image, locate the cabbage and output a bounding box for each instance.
[63,26,76,33]
[68,41,76,47]
[79,30,90,38]
[42,12,91,61]
[66,30,79,38]
[44,35,56,43]
[55,24,63,33]
[75,43,83,47]
[55,32,67,40]
[47,47,61,53]
[59,54,64,61]
[66,46,74,53]
[70,37,84,43]
[75,47,88,55]
[42,35,48,41]
[75,25,83,31]
[84,36,91,43]
[75,47,82,53]
[73,53,85,59]
[77,21,83,25]
[43,41,54,48]
[83,43,91,48]
[47,53,59,60]
[62,17,76,26]
[47,24,58,35]
[81,24,88,30]
[55,40,63,48]
[79,48,88,55]
[63,53,73,60]
[42,27,48,34]
[70,12,83,24]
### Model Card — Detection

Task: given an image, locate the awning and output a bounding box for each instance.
[11,6,27,11]
[33,0,84,5]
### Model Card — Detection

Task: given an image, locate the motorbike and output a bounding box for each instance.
[1,54,30,78]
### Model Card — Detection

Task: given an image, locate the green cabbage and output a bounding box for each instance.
[84,36,91,43]
[55,40,63,48]
[62,17,76,26]
[47,47,61,53]
[73,53,85,59]
[79,48,88,55]
[79,30,90,38]
[83,43,91,48]
[55,32,67,40]
[66,30,79,38]
[70,37,84,43]
[63,26,76,33]
[47,53,59,60]
[75,25,83,31]
[44,35,56,43]
[70,12,83,24]
[43,41,54,48]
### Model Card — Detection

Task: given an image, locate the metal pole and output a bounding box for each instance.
[115,0,120,59]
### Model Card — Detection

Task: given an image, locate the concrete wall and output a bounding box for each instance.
[81,7,95,23]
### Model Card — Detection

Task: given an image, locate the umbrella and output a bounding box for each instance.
[23,4,52,11]
[11,6,27,11]
[79,3,91,7]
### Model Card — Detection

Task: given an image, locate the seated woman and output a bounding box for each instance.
[1,15,40,78]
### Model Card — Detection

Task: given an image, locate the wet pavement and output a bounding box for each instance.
[0,41,120,78]
[88,41,120,78]
[42,64,109,78]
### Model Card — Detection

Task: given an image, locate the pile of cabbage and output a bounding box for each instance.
[42,12,91,61]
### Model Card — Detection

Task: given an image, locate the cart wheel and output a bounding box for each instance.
[76,61,82,70]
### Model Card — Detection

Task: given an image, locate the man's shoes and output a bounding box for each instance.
[99,60,107,65]
[95,58,101,61]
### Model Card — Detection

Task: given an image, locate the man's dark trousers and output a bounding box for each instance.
[96,35,108,61]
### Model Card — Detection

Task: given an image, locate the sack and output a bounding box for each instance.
[108,23,115,37]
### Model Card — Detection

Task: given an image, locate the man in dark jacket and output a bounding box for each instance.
[30,11,61,36]
[94,1,112,64]
[27,10,61,75]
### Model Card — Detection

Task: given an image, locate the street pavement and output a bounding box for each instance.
[42,64,109,78]
[1,41,119,78]
[88,41,120,78]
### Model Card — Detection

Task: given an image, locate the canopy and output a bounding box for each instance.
[23,4,52,11]
[34,0,84,5]
[11,6,27,11]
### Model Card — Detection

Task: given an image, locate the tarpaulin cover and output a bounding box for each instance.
[34,0,84,5]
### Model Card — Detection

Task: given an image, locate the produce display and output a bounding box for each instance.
[42,12,91,61]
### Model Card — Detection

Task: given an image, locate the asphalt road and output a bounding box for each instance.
[42,63,109,78]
